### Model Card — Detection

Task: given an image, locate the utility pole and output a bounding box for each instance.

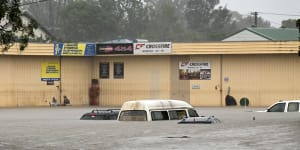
[296,19,300,56]
[251,12,258,27]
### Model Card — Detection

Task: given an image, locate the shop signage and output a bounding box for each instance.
[96,43,133,55]
[179,61,211,80]
[41,62,60,81]
[54,43,96,56]
[134,42,172,55]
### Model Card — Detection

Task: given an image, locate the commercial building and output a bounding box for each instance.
[0,41,299,107]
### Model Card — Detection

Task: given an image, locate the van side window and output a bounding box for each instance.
[188,109,199,117]
[119,110,147,121]
[169,110,187,120]
[151,111,169,121]
[288,102,299,112]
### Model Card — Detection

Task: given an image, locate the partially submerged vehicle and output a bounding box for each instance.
[80,109,120,120]
[178,116,221,124]
[263,100,300,112]
[117,100,199,121]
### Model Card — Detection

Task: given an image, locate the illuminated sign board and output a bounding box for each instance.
[96,43,133,55]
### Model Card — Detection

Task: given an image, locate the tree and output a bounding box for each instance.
[119,0,150,39]
[58,0,124,42]
[230,11,271,29]
[184,0,237,41]
[281,19,297,28]
[144,0,188,42]
[0,0,37,52]
[208,6,236,41]
[184,0,219,32]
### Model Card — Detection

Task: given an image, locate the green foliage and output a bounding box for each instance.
[230,11,271,30]
[144,0,187,41]
[119,0,150,39]
[24,0,272,43]
[281,19,297,28]
[0,0,36,51]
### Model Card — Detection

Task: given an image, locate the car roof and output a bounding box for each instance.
[278,100,300,103]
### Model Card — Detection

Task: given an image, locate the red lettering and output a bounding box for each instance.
[135,44,145,50]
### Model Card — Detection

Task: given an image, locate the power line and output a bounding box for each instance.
[257,11,300,17]
[20,0,51,6]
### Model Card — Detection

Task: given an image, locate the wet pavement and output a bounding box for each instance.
[0,106,299,150]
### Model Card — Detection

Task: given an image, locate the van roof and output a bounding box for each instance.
[120,99,193,110]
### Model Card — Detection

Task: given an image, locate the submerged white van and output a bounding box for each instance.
[117,100,199,121]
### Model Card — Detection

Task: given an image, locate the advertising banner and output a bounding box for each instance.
[96,43,133,55]
[41,62,60,81]
[179,61,211,80]
[54,43,96,56]
[134,42,172,55]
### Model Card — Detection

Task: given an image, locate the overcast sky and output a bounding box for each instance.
[219,0,300,27]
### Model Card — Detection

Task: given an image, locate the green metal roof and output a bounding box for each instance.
[246,27,299,41]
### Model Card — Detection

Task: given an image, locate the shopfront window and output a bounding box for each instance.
[114,63,124,79]
[99,62,109,79]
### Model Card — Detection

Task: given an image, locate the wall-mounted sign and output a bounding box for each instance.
[54,43,96,56]
[41,62,60,81]
[179,61,211,80]
[134,42,172,55]
[192,84,200,89]
[47,80,55,85]
[224,77,229,82]
[96,43,133,55]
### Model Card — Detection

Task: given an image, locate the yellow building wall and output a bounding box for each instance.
[93,56,171,107]
[0,56,60,107]
[60,57,92,105]
[0,56,93,107]
[222,54,300,107]
[188,55,222,106]
[0,56,15,106]
[170,56,190,103]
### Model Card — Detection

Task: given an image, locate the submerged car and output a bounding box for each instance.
[178,116,221,124]
[80,109,120,120]
[117,99,199,121]
[264,100,300,112]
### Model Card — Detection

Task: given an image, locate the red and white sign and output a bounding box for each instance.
[134,42,172,55]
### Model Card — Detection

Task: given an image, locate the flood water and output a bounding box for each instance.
[0,107,299,150]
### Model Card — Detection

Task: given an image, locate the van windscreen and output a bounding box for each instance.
[119,110,147,121]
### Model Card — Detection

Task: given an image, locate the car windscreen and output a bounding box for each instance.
[188,108,199,117]
[268,103,286,112]
[118,110,147,121]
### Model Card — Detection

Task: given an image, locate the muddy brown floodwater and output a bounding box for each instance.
[0,107,299,150]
